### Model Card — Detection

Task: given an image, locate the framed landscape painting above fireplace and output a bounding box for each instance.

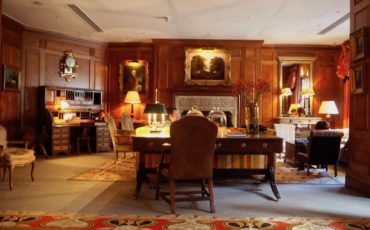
[185,48,231,86]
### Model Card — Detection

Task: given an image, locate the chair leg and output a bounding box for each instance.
[8,166,13,190]
[2,167,5,181]
[76,140,81,155]
[31,162,35,182]
[208,179,215,213]
[156,172,161,200]
[115,151,119,161]
[169,179,176,214]
[201,179,207,197]
[334,164,338,177]
[86,140,92,154]
[306,164,310,176]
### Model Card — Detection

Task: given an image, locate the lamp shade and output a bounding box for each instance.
[124,91,141,104]
[288,103,300,114]
[144,103,167,114]
[301,87,315,96]
[281,87,292,96]
[318,101,339,115]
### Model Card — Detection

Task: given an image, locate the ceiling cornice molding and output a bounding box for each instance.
[2,14,24,32]
[23,27,108,48]
[152,38,264,47]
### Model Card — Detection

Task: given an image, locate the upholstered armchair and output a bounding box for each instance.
[107,115,134,160]
[121,113,134,131]
[297,130,344,176]
[0,125,36,190]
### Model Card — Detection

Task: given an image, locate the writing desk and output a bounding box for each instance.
[132,130,283,200]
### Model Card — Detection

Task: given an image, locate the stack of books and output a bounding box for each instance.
[225,128,246,137]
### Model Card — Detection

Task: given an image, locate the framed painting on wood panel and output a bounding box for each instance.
[350,62,367,94]
[184,48,231,86]
[3,65,20,91]
[350,27,368,61]
[119,60,149,97]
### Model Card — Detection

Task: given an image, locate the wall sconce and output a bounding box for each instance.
[144,103,167,133]
[319,101,339,126]
[124,91,141,118]
[301,87,315,116]
[281,87,292,116]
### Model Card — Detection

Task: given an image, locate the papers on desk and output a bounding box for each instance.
[225,128,246,137]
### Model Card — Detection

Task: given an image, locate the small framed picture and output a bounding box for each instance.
[350,62,367,94]
[3,65,21,91]
[350,27,368,61]
[119,60,149,97]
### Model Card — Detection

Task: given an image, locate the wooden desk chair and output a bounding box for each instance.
[0,125,35,190]
[107,115,133,161]
[156,116,218,214]
[297,130,343,176]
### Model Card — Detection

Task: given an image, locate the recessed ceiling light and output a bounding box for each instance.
[33,1,43,6]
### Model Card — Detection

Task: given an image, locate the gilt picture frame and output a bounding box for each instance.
[3,65,21,91]
[184,47,231,86]
[350,62,367,94]
[350,27,368,61]
[119,60,149,97]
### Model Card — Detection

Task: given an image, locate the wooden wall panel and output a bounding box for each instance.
[0,16,23,138]
[347,0,370,197]
[20,26,106,143]
[107,44,154,120]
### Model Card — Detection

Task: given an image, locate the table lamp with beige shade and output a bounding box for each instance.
[318,100,339,126]
[124,91,141,118]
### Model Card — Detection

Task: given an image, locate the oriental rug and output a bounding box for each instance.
[69,158,345,185]
[0,211,368,230]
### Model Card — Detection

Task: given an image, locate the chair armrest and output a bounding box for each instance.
[8,140,28,148]
[114,130,134,145]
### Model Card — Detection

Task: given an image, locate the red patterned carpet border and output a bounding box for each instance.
[0,211,368,229]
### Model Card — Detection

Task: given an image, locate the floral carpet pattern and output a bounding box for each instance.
[69,157,136,182]
[0,211,368,229]
[69,157,345,184]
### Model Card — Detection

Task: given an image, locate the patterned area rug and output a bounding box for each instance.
[0,211,368,229]
[69,157,136,182]
[69,157,345,184]
[275,161,345,184]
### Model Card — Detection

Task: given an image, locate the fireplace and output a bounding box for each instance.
[174,95,239,127]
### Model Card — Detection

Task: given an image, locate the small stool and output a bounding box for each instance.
[76,127,92,154]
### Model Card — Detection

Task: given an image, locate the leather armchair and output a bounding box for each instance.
[297,130,344,176]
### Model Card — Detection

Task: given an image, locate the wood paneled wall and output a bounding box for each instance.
[107,43,154,120]
[1,15,107,140]
[107,40,341,128]
[0,16,23,138]
[22,29,107,140]
[346,0,370,196]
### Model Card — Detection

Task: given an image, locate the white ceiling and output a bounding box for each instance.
[3,0,349,45]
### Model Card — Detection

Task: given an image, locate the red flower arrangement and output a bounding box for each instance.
[232,79,271,104]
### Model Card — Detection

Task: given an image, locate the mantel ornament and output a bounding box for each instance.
[60,50,78,82]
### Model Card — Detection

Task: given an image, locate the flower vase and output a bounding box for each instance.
[245,102,259,134]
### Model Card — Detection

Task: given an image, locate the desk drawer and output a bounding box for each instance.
[216,140,275,153]
[133,138,167,151]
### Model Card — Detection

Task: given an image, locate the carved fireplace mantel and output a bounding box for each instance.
[174,95,239,127]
